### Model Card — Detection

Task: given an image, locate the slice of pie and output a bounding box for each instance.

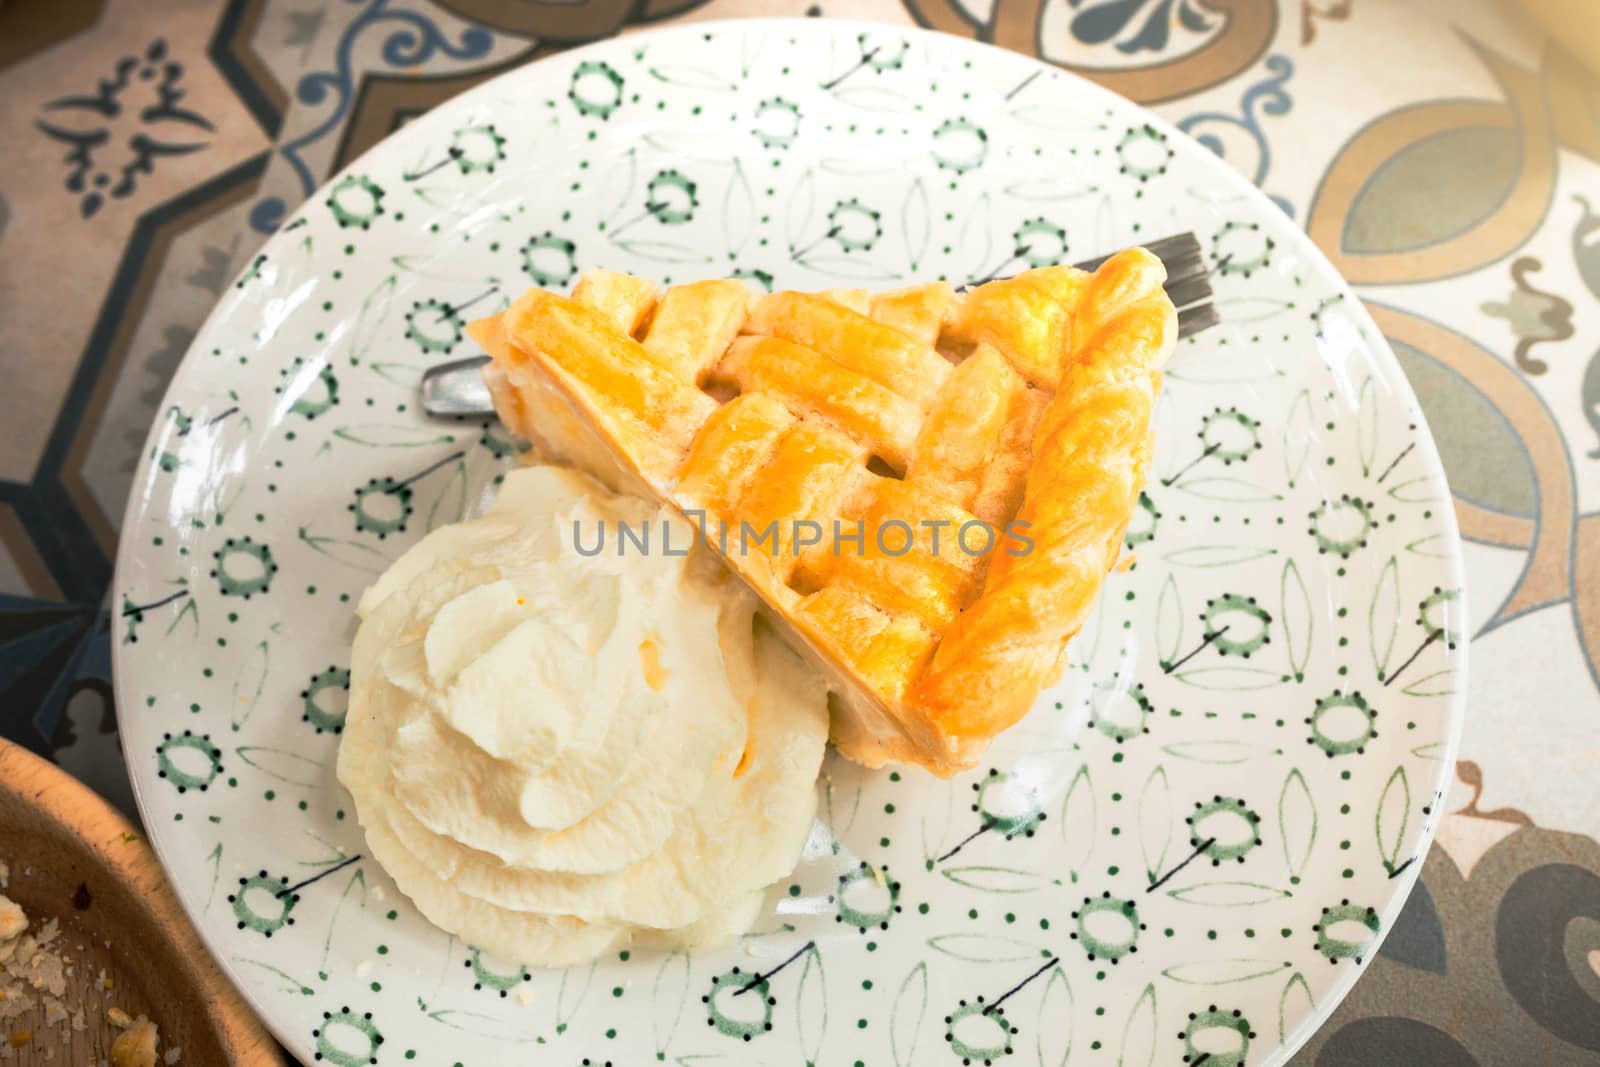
[468,249,1176,776]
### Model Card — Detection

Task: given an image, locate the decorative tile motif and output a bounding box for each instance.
[1479,257,1577,376]
[35,38,214,218]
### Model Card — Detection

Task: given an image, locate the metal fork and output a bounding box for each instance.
[418,231,1218,418]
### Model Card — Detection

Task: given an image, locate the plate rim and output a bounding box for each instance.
[110,16,1470,1065]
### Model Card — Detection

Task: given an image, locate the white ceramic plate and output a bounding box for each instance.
[114,19,1467,1067]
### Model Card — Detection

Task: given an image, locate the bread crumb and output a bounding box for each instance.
[0,897,25,942]
[162,1047,181,1065]
[0,866,167,1063]
[109,1017,158,1067]
[0,986,34,1022]
[14,925,67,999]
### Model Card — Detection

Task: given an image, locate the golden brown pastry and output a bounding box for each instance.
[468,249,1176,776]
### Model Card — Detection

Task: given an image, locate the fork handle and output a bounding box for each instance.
[420,355,493,416]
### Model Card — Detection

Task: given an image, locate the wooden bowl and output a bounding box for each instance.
[0,737,283,1065]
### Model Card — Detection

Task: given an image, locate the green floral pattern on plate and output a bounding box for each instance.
[113,19,1466,1067]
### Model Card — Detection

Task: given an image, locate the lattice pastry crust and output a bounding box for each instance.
[469,249,1176,776]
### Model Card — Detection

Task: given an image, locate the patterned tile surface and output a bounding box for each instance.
[0,1,1596,1063]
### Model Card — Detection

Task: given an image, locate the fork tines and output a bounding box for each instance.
[964,231,1217,341]
[1074,231,1200,277]
[1176,302,1221,339]
[1077,232,1215,341]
